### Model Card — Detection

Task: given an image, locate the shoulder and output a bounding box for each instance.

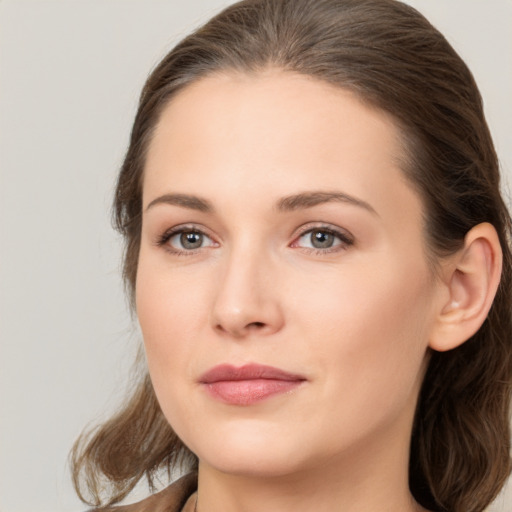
[88,472,198,512]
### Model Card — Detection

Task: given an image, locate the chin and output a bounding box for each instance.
[184,421,315,478]
[200,449,308,479]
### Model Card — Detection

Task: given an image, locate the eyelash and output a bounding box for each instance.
[155,223,354,256]
[155,224,218,256]
[292,224,354,254]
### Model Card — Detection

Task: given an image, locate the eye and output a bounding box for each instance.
[292,227,353,252]
[158,227,217,253]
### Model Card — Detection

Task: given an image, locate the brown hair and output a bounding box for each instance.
[71,1,512,510]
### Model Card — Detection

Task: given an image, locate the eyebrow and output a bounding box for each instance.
[145,193,213,213]
[145,190,377,216]
[277,191,378,215]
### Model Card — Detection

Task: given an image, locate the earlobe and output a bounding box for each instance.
[429,222,502,352]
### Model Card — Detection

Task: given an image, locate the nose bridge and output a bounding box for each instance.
[211,237,283,337]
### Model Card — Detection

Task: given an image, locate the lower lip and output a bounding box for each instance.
[202,379,304,405]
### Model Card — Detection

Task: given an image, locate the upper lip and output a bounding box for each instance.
[199,363,306,383]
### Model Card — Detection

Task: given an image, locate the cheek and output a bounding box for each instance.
[135,252,211,386]
[135,261,213,443]
[295,257,433,407]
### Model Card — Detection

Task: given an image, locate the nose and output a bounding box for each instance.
[210,248,285,339]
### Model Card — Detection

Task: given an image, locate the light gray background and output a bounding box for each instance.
[0,1,511,511]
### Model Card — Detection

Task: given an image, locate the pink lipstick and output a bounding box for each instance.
[199,363,306,406]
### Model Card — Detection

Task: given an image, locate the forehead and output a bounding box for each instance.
[146,70,402,175]
[143,69,420,225]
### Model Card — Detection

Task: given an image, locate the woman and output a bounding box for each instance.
[71,1,512,511]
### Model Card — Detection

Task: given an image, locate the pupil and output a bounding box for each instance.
[181,231,203,249]
[312,230,333,248]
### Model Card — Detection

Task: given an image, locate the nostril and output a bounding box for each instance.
[248,322,265,329]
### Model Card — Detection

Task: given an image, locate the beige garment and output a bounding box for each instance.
[92,472,198,512]
[181,491,198,512]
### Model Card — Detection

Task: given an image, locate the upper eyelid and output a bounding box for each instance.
[160,223,217,240]
[293,222,354,240]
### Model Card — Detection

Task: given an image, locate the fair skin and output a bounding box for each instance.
[136,70,501,512]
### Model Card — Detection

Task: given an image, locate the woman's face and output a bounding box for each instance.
[137,70,441,478]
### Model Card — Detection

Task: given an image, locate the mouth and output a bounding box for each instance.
[199,363,307,406]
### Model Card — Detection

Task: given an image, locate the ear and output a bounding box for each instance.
[429,222,503,352]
